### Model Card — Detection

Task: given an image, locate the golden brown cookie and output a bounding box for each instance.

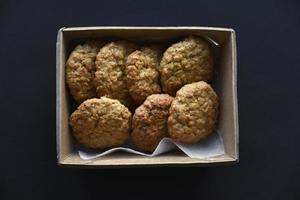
[94,41,137,108]
[132,94,174,152]
[69,97,132,149]
[66,41,104,103]
[160,36,214,96]
[126,46,162,105]
[168,81,218,143]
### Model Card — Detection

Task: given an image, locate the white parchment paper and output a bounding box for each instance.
[78,131,224,160]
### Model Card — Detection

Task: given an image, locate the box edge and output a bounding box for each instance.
[56,27,65,165]
[231,29,239,161]
[58,153,238,168]
[61,26,236,32]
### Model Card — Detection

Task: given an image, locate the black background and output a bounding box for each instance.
[1,0,299,199]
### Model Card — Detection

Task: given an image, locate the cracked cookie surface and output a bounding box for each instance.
[168,81,218,143]
[126,46,162,104]
[132,94,174,152]
[160,36,214,96]
[66,41,104,103]
[69,97,132,149]
[94,41,137,108]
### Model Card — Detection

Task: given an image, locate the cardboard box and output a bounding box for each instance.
[56,27,239,168]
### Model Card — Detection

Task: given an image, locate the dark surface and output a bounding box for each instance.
[1,0,299,199]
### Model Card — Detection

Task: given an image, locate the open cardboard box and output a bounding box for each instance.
[56,27,239,168]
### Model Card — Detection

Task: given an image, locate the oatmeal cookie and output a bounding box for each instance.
[168,81,218,143]
[94,41,137,108]
[126,46,162,104]
[132,94,174,152]
[66,41,104,103]
[160,36,214,95]
[69,97,132,149]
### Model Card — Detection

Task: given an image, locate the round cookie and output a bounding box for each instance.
[69,97,132,149]
[94,41,137,108]
[168,81,218,143]
[66,41,104,103]
[126,46,162,104]
[160,36,214,96]
[132,94,174,152]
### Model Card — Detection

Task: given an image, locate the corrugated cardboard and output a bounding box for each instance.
[56,27,239,168]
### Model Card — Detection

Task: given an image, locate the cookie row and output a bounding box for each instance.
[69,81,218,152]
[65,36,214,108]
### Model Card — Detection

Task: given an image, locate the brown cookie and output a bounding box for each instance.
[160,36,214,96]
[66,41,105,103]
[126,46,162,105]
[132,94,174,152]
[94,41,137,108]
[168,81,218,143]
[69,97,132,149]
